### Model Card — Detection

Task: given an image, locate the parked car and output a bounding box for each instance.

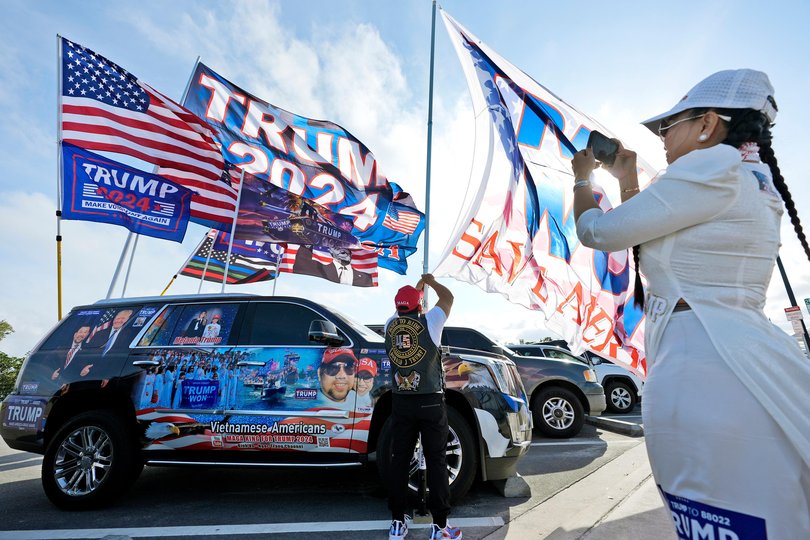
[0,294,532,510]
[368,325,605,439]
[509,343,643,414]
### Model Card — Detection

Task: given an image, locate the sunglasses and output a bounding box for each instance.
[357,372,374,381]
[658,113,732,140]
[322,361,355,376]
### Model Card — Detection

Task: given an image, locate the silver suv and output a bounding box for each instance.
[437,328,606,439]
[509,343,643,414]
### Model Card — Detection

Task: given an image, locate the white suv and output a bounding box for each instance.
[508,344,643,414]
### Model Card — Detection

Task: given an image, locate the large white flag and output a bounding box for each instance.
[436,11,658,376]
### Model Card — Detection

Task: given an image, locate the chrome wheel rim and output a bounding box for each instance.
[53,426,113,497]
[542,397,575,430]
[407,426,463,491]
[611,387,632,410]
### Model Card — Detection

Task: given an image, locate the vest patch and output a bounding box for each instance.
[387,318,428,368]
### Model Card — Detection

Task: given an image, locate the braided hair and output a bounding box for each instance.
[720,108,810,262]
[632,104,810,309]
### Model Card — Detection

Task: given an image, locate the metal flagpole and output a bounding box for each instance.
[114,56,203,296]
[776,255,810,351]
[272,246,283,296]
[221,168,246,292]
[106,233,133,299]
[197,231,215,294]
[120,234,140,297]
[421,0,438,308]
[161,232,206,296]
[55,35,65,320]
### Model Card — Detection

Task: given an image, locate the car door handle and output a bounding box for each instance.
[132,360,160,369]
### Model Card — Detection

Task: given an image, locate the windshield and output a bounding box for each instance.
[328,306,385,343]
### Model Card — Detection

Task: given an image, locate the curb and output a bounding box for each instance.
[585,415,644,437]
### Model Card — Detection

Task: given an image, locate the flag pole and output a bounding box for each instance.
[163,232,206,296]
[120,234,140,297]
[55,35,64,320]
[106,232,133,299]
[221,168,246,292]
[421,0,438,305]
[272,246,283,296]
[198,230,215,293]
[776,255,810,351]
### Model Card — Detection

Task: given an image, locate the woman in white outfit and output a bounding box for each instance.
[572,69,810,539]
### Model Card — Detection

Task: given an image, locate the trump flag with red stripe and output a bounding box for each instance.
[59,37,234,229]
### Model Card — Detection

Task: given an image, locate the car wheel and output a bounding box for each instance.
[605,380,637,414]
[42,410,140,510]
[532,387,585,438]
[377,406,478,503]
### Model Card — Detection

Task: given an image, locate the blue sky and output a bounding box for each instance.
[1,0,808,356]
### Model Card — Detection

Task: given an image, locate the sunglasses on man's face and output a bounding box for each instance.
[323,362,355,376]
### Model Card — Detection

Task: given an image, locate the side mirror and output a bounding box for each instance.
[589,355,602,366]
[308,320,344,347]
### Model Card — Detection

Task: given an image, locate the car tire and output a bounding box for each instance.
[377,406,478,503]
[532,387,585,438]
[42,410,140,510]
[605,380,637,414]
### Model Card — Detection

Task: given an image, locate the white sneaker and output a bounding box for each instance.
[389,519,408,539]
[429,523,462,539]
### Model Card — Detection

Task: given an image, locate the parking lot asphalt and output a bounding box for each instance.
[0,406,678,539]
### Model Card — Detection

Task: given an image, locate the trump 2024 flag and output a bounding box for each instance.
[435,11,661,375]
[61,143,191,242]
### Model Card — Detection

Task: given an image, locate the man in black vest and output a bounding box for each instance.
[385,274,461,540]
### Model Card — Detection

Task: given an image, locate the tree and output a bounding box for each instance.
[0,321,24,400]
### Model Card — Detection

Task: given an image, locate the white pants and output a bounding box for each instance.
[643,310,810,539]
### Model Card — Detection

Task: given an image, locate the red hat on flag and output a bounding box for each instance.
[395,285,423,313]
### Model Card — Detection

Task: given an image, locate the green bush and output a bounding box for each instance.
[0,321,24,400]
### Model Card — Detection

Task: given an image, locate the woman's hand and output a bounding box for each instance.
[606,143,638,182]
[572,149,596,180]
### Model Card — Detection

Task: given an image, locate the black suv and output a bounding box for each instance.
[1,294,532,510]
[369,325,605,439]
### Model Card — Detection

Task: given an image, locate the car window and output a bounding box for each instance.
[137,303,240,347]
[441,328,497,353]
[39,305,144,352]
[545,348,588,364]
[242,302,325,346]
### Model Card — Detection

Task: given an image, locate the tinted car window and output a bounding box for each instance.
[39,306,143,352]
[243,302,325,346]
[544,348,588,364]
[442,328,498,353]
[144,304,241,347]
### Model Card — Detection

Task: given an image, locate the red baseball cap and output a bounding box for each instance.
[321,348,357,366]
[395,285,422,313]
[357,357,378,377]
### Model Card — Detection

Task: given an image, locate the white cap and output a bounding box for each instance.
[641,69,777,133]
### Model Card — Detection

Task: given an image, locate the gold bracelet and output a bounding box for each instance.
[621,187,640,193]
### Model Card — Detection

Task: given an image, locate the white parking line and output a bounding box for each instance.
[0,517,505,539]
[531,439,640,447]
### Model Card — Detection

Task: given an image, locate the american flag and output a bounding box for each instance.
[87,309,116,344]
[179,231,277,285]
[59,37,234,228]
[280,245,378,286]
[382,207,420,234]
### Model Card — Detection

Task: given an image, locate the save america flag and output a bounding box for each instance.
[435,11,660,375]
